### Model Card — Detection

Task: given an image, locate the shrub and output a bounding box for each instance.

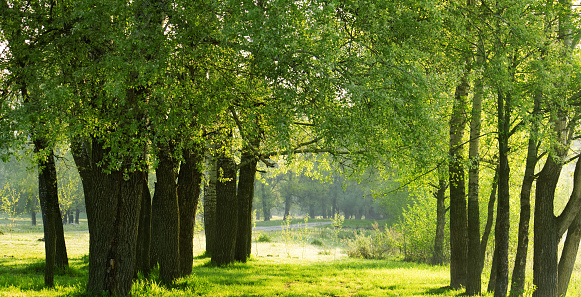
[310,239,324,247]
[345,226,399,259]
[257,233,272,243]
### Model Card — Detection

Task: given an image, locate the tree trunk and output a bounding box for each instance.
[557,210,581,297]
[262,183,270,221]
[449,74,469,289]
[488,251,498,293]
[494,91,511,297]
[432,177,447,266]
[75,209,80,225]
[136,170,151,278]
[235,149,258,262]
[480,167,498,274]
[510,94,540,297]
[466,64,484,295]
[72,139,143,296]
[31,210,37,226]
[151,148,180,284]
[177,147,203,276]
[212,152,238,266]
[203,150,217,257]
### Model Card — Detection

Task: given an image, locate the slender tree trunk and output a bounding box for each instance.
[284,174,293,220]
[73,139,143,296]
[235,149,258,262]
[151,148,180,284]
[212,151,238,266]
[488,251,498,293]
[480,167,498,273]
[466,61,484,295]
[177,147,203,276]
[136,170,151,278]
[262,183,270,221]
[449,74,469,289]
[432,177,447,266]
[31,210,37,226]
[203,150,217,257]
[494,91,511,297]
[75,209,80,225]
[510,95,540,296]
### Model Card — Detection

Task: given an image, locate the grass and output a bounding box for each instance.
[4,214,581,296]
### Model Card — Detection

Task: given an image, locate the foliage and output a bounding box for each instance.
[397,194,446,264]
[345,225,400,260]
[0,182,21,235]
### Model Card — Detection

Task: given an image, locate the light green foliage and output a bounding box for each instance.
[397,195,443,263]
[0,182,20,236]
[345,224,400,260]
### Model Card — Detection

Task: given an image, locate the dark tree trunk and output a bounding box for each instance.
[449,75,469,289]
[557,211,581,297]
[177,148,203,276]
[432,177,447,266]
[466,61,484,295]
[73,139,143,296]
[136,170,151,278]
[510,95,539,297]
[480,167,498,274]
[533,155,562,297]
[212,152,238,266]
[262,183,270,221]
[68,213,74,224]
[494,91,511,297]
[36,144,59,288]
[75,209,80,225]
[31,210,37,226]
[151,148,180,284]
[203,151,217,257]
[488,251,498,293]
[235,149,258,262]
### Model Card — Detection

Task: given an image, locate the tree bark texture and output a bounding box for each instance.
[235,149,258,262]
[36,141,69,287]
[212,153,238,266]
[466,66,484,296]
[203,151,217,257]
[557,211,581,297]
[449,75,469,289]
[177,147,203,276]
[136,170,151,278]
[494,91,511,297]
[432,177,447,266]
[72,139,143,296]
[152,148,180,284]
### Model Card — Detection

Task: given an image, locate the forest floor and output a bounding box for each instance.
[0,216,579,296]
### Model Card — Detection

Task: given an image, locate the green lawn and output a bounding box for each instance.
[4,215,580,296]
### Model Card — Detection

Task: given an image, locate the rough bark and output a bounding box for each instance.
[449,74,469,289]
[235,149,258,262]
[557,210,581,297]
[212,152,238,266]
[510,95,540,297]
[136,170,151,278]
[151,148,180,284]
[432,177,447,266]
[480,167,498,273]
[203,150,217,257]
[533,114,568,297]
[466,62,484,295]
[72,139,143,296]
[494,91,511,297]
[177,148,203,276]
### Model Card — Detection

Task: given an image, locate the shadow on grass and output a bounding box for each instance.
[424,285,468,296]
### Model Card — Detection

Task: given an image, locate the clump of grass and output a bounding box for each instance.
[257,233,272,242]
[311,239,324,247]
[345,223,400,260]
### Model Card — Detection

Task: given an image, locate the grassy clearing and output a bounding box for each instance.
[3,215,578,296]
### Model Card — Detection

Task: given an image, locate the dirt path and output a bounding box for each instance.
[253,221,333,232]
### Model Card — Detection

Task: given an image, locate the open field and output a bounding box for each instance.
[2,216,581,296]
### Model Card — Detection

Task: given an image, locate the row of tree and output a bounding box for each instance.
[3,1,581,297]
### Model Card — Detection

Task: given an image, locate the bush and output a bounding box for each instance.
[310,239,324,247]
[345,225,399,259]
[257,233,272,243]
